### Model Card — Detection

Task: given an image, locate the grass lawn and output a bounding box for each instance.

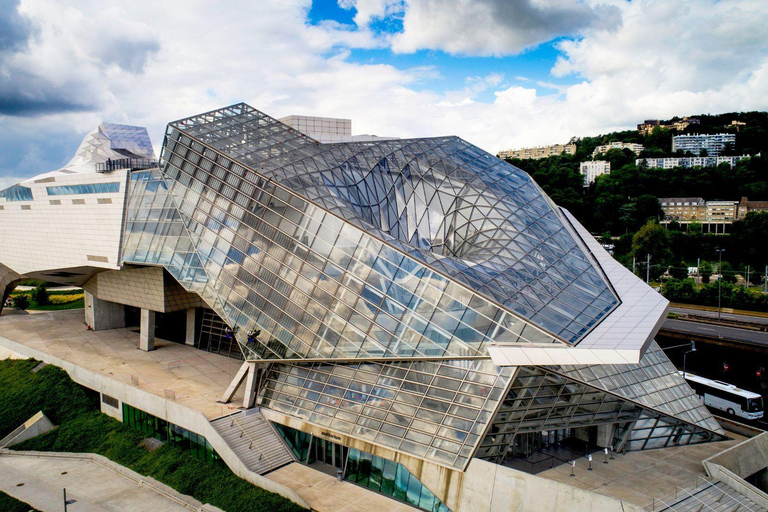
[0,490,38,512]
[0,359,305,512]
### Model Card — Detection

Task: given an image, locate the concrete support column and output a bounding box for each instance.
[596,424,615,448]
[84,290,125,331]
[139,309,156,351]
[185,308,196,346]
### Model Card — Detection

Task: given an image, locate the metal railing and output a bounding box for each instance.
[226,412,277,471]
[648,476,757,511]
[95,158,157,173]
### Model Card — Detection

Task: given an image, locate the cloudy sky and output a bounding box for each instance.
[1,0,767,188]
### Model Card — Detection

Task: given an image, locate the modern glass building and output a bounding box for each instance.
[0,104,727,511]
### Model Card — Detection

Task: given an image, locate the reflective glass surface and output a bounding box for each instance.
[152,125,566,361]
[164,103,618,344]
[549,342,722,433]
[46,182,120,195]
[0,184,33,202]
[261,359,513,469]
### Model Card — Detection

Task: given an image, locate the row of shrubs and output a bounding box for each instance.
[663,279,768,311]
[0,359,305,512]
[8,284,83,310]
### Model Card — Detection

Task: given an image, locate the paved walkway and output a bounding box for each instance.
[537,435,746,510]
[0,309,245,419]
[0,451,214,512]
[0,309,409,512]
[268,463,416,512]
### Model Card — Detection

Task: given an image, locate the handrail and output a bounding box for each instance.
[95,158,157,173]
[227,412,278,471]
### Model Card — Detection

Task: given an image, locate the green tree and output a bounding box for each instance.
[669,261,688,280]
[13,295,29,310]
[700,261,713,284]
[632,220,672,262]
[32,284,49,306]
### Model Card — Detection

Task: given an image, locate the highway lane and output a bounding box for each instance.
[669,306,768,325]
[661,318,768,347]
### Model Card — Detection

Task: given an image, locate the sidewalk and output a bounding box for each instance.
[0,450,220,512]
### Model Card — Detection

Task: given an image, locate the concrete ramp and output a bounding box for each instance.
[0,411,55,448]
[211,411,295,475]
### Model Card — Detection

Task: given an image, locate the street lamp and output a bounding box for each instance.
[683,341,696,379]
[716,249,725,320]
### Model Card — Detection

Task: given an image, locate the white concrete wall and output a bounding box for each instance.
[0,171,128,277]
[457,458,644,512]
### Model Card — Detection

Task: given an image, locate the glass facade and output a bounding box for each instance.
[46,183,121,195]
[149,125,570,363]
[162,104,617,346]
[122,403,224,467]
[274,422,449,512]
[116,103,726,481]
[261,359,512,469]
[0,184,33,201]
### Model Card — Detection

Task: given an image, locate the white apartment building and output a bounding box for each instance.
[592,142,644,157]
[637,155,752,169]
[671,133,736,156]
[580,160,611,187]
[498,143,577,160]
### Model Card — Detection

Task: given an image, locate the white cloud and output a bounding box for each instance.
[0,0,767,182]
[344,0,620,56]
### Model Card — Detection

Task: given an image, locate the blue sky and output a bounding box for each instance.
[1,0,767,188]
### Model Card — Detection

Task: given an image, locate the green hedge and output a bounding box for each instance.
[0,360,305,512]
[0,490,38,512]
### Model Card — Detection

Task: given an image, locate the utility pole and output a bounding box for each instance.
[632,256,636,275]
[746,265,750,289]
[764,265,767,294]
[717,249,725,320]
[646,253,650,284]
[697,257,700,291]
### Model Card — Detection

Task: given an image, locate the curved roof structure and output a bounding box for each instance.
[165,104,618,345]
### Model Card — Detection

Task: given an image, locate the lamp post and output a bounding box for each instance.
[683,341,696,379]
[716,249,725,320]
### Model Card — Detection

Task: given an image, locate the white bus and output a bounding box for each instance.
[682,372,764,420]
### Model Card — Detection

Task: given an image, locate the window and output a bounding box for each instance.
[101,393,119,409]
[46,182,120,195]
[0,184,33,201]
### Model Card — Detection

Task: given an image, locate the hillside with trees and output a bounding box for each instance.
[504,111,768,304]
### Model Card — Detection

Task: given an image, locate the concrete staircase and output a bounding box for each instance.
[211,410,295,475]
[657,481,764,512]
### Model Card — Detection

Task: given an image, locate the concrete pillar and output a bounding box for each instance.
[185,308,196,346]
[140,309,156,351]
[84,290,125,331]
[596,424,615,448]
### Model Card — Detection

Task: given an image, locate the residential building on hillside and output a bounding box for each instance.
[659,198,706,221]
[498,141,576,160]
[580,160,611,187]
[706,200,739,222]
[738,197,768,219]
[672,133,736,157]
[637,155,752,169]
[637,117,699,135]
[0,104,728,511]
[592,142,644,157]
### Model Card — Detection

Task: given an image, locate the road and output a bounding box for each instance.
[669,306,768,325]
[661,318,768,348]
